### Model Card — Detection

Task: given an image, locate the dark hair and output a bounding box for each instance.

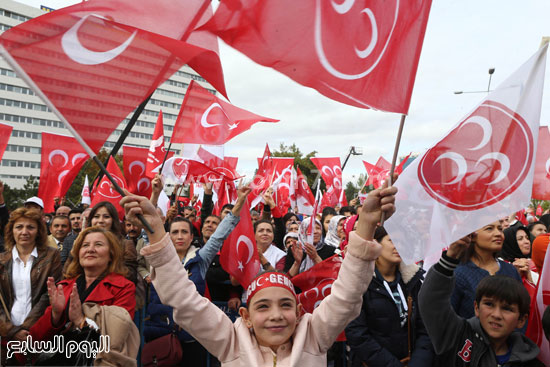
[543,305,550,341]
[254,219,274,233]
[339,206,356,216]
[169,216,193,233]
[321,207,337,237]
[87,201,122,238]
[183,206,196,215]
[4,208,48,251]
[283,212,298,226]
[49,215,70,228]
[475,275,530,317]
[69,208,83,216]
[221,204,234,213]
[528,221,547,234]
[374,226,388,242]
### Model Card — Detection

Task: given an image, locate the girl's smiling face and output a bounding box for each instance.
[239,287,302,352]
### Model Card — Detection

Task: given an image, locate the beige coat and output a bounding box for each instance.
[82,303,140,367]
[142,231,381,367]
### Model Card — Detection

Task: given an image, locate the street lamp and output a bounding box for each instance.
[342,146,363,171]
[454,67,495,94]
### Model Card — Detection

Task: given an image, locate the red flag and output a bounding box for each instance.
[295,167,315,215]
[516,210,529,226]
[248,144,274,207]
[526,242,550,365]
[0,123,12,161]
[311,157,344,206]
[204,0,432,113]
[384,46,547,265]
[197,146,239,179]
[91,157,127,219]
[532,126,550,200]
[145,111,170,178]
[161,157,239,185]
[292,254,342,313]
[363,155,410,189]
[0,0,215,153]
[170,80,278,145]
[536,205,543,217]
[220,202,261,288]
[123,145,154,198]
[38,133,88,212]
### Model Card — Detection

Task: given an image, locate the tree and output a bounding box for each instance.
[272,143,320,189]
[3,176,39,209]
[344,173,370,202]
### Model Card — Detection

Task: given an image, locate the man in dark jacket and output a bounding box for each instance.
[419,236,542,366]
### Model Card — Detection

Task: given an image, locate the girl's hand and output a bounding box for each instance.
[48,277,66,326]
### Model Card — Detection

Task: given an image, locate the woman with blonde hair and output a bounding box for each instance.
[30,226,136,366]
[0,207,62,365]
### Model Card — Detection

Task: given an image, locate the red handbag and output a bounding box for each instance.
[141,332,183,367]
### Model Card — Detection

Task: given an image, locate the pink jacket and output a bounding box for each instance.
[142,231,381,367]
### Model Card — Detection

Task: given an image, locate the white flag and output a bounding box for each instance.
[386,45,547,264]
[81,175,91,205]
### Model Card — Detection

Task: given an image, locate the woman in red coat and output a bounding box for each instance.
[30,226,135,366]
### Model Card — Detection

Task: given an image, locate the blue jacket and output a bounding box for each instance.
[346,263,434,367]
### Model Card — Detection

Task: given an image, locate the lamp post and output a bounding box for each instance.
[454,67,495,94]
[342,146,363,171]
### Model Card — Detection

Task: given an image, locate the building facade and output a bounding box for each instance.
[0,0,214,188]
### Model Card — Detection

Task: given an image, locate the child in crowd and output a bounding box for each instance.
[121,181,397,366]
[419,236,543,366]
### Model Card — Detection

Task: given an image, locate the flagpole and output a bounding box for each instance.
[0,44,154,233]
[380,114,407,225]
[158,142,172,176]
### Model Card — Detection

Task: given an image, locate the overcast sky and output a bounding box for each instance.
[15,0,550,186]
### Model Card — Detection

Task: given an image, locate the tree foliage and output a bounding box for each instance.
[3,176,39,209]
[271,143,321,189]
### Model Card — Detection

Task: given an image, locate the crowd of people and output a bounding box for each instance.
[0,176,549,367]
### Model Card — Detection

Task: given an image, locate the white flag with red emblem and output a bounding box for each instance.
[248,144,274,208]
[123,145,153,198]
[385,45,547,264]
[170,80,278,145]
[0,123,12,161]
[91,157,127,220]
[204,0,432,113]
[81,175,91,205]
[145,111,169,178]
[220,202,261,288]
[38,133,88,213]
[0,0,222,154]
[532,126,550,200]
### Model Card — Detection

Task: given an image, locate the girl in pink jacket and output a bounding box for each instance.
[121,182,396,366]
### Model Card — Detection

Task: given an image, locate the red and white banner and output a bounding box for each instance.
[248,144,273,207]
[295,167,315,215]
[91,157,127,220]
[526,243,550,365]
[161,156,239,185]
[385,46,547,264]
[532,126,550,200]
[311,157,344,207]
[271,159,295,213]
[363,155,410,189]
[220,202,261,288]
[170,80,278,145]
[81,175,91,205]
[0,123,12,162]
[145,111,169,178]
[38,133,88,213]
[123,145,152,198]
[0,0,214,153]
[205,0,432,113]
[292,254,342,313]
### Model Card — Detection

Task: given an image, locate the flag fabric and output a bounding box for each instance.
[123,145,153,198]
[292,254,342,313]
[91,157,127,219]
[204,0,432,113]
[145,111,168,178]
[295,167,315,215]
[536,205,543,217]
[271,161,295,213]
[0,123,12,161]
[526,247,550,365]
[161,156,239,185]
[385,46,547,265]
[363,155,410,189]
[81,175,91,205]
[170,80,278,145]
[311,157,344,207]
[38,132,88,212]
[220,202,261,288]
[0,0,214,153]
[248,144,273,207]
[532,126,550,200]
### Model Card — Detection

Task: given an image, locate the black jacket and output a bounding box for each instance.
[346,263,434,367]
[419,253,543,367]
